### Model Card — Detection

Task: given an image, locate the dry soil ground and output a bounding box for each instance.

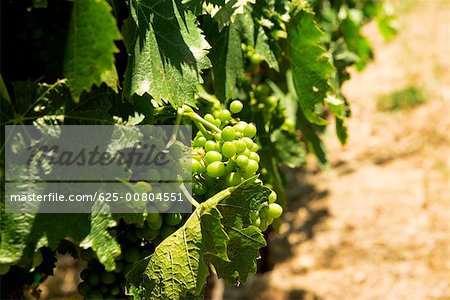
[223,1,450,299]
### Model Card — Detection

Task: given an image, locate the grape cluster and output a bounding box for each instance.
[78,213,184,299]
[191,100,283,230]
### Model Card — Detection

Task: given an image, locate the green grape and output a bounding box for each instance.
[193,136,207,147]
[124,247,141,263]
[259,218,269,231]
[85,290,103,300]
[192,159,204,174]
[225,172,243,187]
[204,141,217,152]
[233,122,247,133]
[146,214,162,231]
[146,212,161,224]
[222,142,237,158]
[147,229,159,240]
[243,123,257,138]
[101,272,116,285]
[236,155,249,168]
[164,213,183,226]
[267,203,283,219]
[242,137,254,149]
[224,160,235,175]
[193,179,207,195]
[243,148,251,157]
[249,152,260,162]
[206,161,225,178]
[159,168,172,179]
[243,159,259,177]
[251,143,259,152]
[88,272,101,286]
[213,119,222,127]
[146,169,160,181]
[218,109,231,122]
[170,144,184,159]
[221,126,236,141]
[205,151,222,163]
[268,191,277,204]
[234,140,247,153]
[204,114,215,123]
[78,281,90,296]
[155,198,172,212]
[110,286,121,296]
[229,100,243,114]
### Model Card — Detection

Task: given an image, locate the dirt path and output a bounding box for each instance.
[224,1,450,299]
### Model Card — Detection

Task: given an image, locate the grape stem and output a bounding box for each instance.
[180,182,200,208]
[183,111,221,134]
[166,107,184,149]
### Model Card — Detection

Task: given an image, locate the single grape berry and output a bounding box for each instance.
[225,172,243,186]
[229,100,243,114]
[193,180,207,195]
[205,151,222,163]
[204,141,218,152]
[248,152,260,162]
[234,140,247,153]
[222,142,237,158]
[242,137,254,149]
[164,213,183,226]
[268,191,277,204]
[88,272,101,286]
[206,161,226,178]
[244,159,259,176]
[236,155,249,168]
[101,271,116,285]
[221,126,236,141]
[204,114,215,123]
[218,109,231,122]
[243,123,257,138]
[267,203,283,219]
[78,281,90,296]
[193,136,207,147]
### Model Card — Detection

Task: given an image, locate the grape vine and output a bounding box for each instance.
[0,0,395,299]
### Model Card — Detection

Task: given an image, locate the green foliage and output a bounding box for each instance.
[377,86,427,112]
[127,180,269,299]
[64,0,121,101]
[0,0,395,298]
[123,0,211,107]
[288,10,334,125]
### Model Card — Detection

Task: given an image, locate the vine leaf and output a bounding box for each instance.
[126,180,270,299]
[287,10,334,125]
[207,20,243,101]
[270,129,306,168]
[81,211,122,271]
[123,0,211,108]
[63,0,121,102]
